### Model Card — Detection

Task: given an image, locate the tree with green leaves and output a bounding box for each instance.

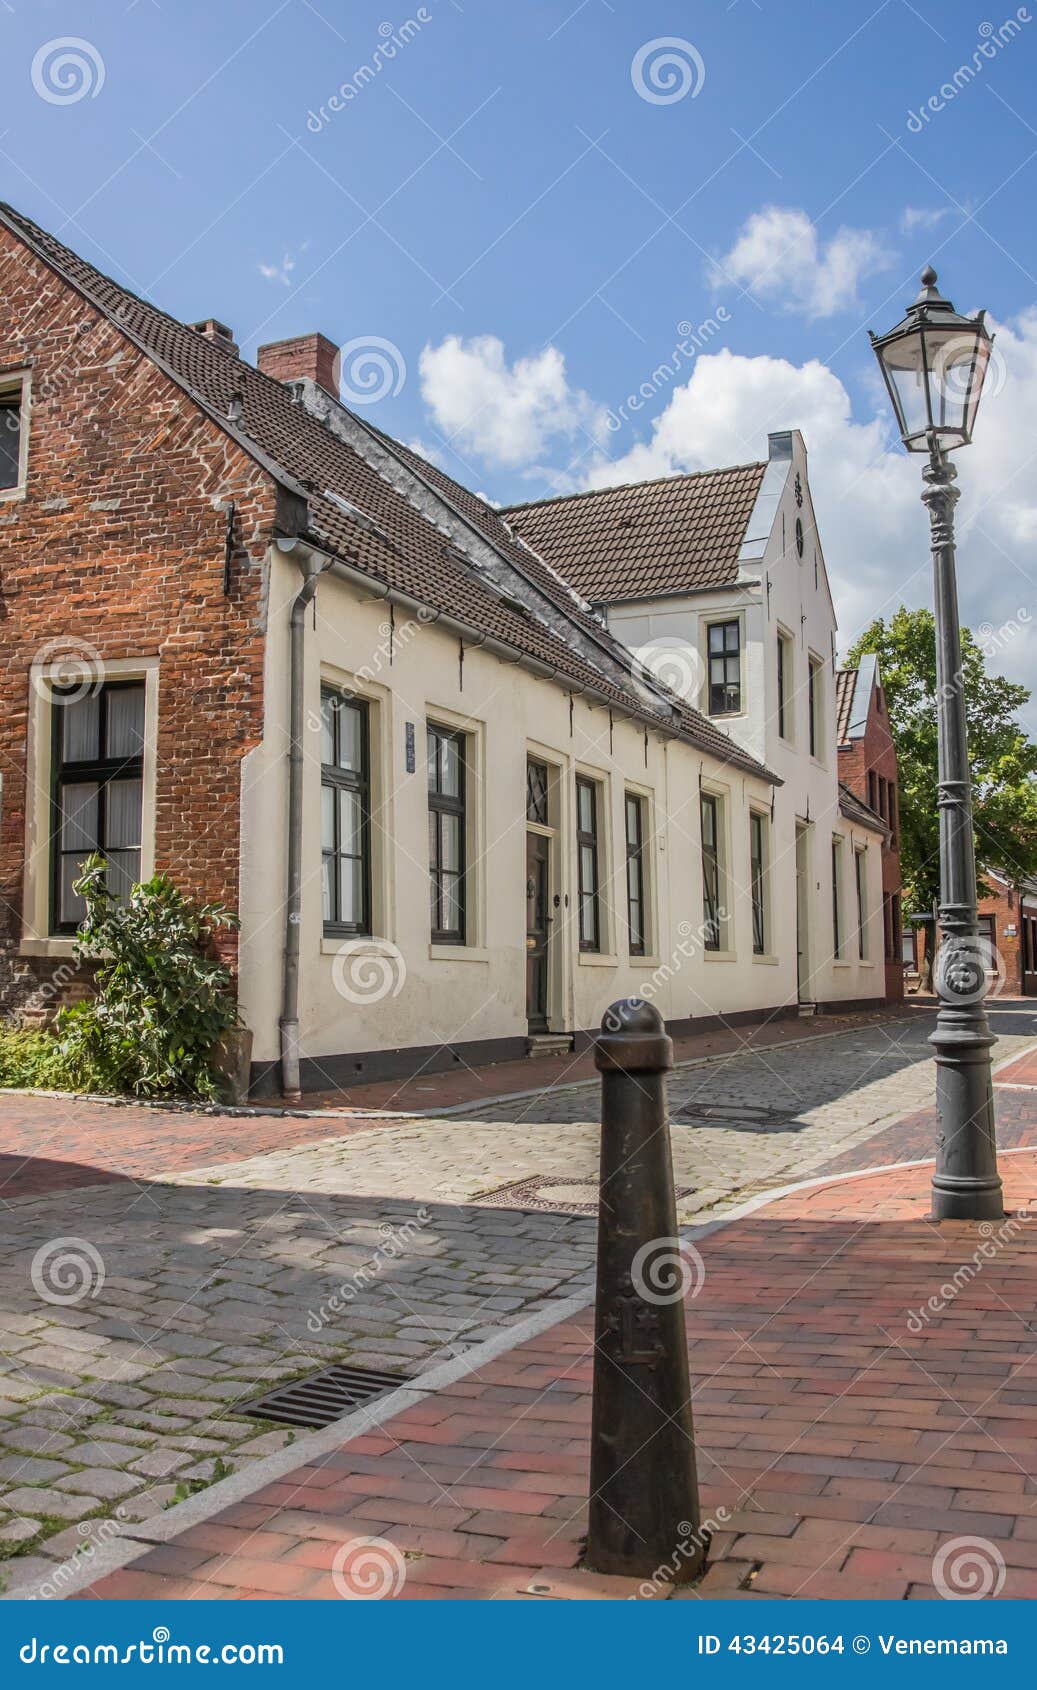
[848,607,1037,975]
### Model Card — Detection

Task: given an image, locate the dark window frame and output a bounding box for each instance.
[49,679,145,935]
[321,687,372,938]
[0,373,26,495]
[625,792,647,957]
[832,837,843,959]
[707,619,741,716]
[526,758,550,827]
[576,775,601,953]
[808,655,823,758]
[749,811,766,956]
[701,791,722,952]
[428,722,467,945]
[776,632,792,741]
[855,847,867,960]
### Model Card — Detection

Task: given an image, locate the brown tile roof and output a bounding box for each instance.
[838,781,887,836]
[835,668,858,747]
[0,201,776,785]
[503,462,767,605]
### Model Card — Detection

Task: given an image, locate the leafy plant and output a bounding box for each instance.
[56,857,241,1101]
[0,860,241,1102]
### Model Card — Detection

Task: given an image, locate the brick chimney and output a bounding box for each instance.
[257,332,339,398]
[189,318,239,357]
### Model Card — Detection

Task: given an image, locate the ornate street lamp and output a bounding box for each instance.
[869,268,1003,1221]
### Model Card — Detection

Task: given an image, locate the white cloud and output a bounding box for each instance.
[584,323,1037,720]
[900,206,951,235]
[418,334,608,471]
[258,252,298,287]
[711,206,893,318]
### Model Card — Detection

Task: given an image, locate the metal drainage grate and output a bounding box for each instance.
[240,1363,410,1430]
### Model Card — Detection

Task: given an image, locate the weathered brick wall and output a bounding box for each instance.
[0,227,279,1018]
[838,683,904,1000]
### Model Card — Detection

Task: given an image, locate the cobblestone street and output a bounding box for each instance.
[0,1001,1034,1594]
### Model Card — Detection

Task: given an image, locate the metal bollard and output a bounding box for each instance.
[584,998,704,1584]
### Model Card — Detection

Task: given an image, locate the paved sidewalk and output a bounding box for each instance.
[297,1004,912,1113]
[77,1147,1037,1602]
[1,1004,1033,1590]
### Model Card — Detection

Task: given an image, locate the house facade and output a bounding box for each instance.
[507,434,891,1018]
[833,656,905,1001]
[0,202,890,1100]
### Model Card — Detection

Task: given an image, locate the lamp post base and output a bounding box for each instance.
[929,1008,1003,1222]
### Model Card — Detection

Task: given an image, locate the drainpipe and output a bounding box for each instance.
[279,550,327,1102]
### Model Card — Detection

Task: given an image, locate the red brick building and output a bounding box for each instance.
[973,870,1037,996]
[835,657,904,1000]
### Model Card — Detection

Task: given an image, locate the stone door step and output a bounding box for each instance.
[526,1033,575,1058]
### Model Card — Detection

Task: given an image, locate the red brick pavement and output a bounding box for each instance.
[816,1081,1037,1177]
[0,1095,386,1202]
[81,1150,1037,1602]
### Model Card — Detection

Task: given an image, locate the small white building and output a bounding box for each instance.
[507,431,888,1031]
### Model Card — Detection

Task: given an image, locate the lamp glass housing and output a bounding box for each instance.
[869,271,992,453]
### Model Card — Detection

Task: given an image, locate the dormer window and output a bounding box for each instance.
[0,371,29,497]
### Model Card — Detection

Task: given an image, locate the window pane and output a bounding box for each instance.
[0,397,22,490]
[580,894,596,946]
[322,852,334,923]
[338,787,362,856]
[442,871,462,934]
[441,812,461,873]
[578,781,594,835]
[338,856,363,926]
[59,783,99,853]
[106,686,145,758]
[105,779,142,849]
[320,696,336,767]
[59,857,88,926]
[103,848,139,905]
[321,783,336,851]
[427,730,438,791]
[61,694,100,762]
[440,733,460,797]
[337,703,362,772]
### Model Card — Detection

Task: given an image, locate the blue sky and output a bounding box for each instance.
[4,0,1037,688]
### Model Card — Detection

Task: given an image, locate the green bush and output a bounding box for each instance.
[0,858,241,1101]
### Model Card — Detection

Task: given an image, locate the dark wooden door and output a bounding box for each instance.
[526,831,550,1030]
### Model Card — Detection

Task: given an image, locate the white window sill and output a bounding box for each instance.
[0,486,27,504]
[321,935,396,957]
[578,952,619,967]
[751,953,779,966]
[20,936,77,959]
[429,944,489,963]
[832,957,853,968]
[631,955,661,969]
[704,949,737,963]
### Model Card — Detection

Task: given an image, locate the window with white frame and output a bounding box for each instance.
[749,810,768,956]
[707,620,741,716]
[51,682,144,932]
[855,846,868,959]
[428,722,467,944]
[0,372,28,496]
[320,688,371,937]
[625,792,647,957]
[576,775,602,952]
[701,791,724,951]
[776,630,794,741]
[808,654,824,759]
[831,836,844,959]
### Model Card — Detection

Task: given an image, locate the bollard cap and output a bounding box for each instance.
[594,997,673,1073]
